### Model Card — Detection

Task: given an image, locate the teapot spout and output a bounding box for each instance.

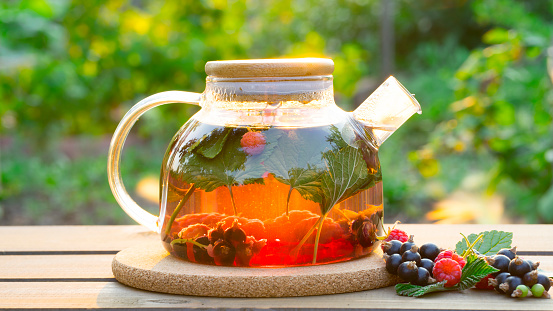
[352,76,421,146]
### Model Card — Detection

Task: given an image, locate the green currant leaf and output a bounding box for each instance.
[395,281,448,297]
[263,128,328,203]
[195,128,231,159]
[325,124,350,150]
[273,167,324,203]
[178,128,265,192]
[455,230,512,256]
[319,145,372,215]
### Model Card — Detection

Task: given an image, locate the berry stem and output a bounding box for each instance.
[460,233,483,258]
[377,220,401,241]
[170,238,207,249]
[227,185,238,216]
[285,185,293,216]
[335,208,352,222]
[311,214,328,264]
[290,216,323,260]
[164,184,196,236]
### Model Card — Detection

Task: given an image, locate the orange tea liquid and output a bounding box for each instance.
[160,120,383,267]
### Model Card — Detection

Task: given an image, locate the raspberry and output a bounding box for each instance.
[433,258,462,287]
[383,228,409,243]
[240,131,266,155]
[178,223,209,239]
[380,228,409,251]
[434,249,466,268]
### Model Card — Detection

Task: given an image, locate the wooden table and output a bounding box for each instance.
[1,224,552,310]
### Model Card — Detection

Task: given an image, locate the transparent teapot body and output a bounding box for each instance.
[159,76,384,267]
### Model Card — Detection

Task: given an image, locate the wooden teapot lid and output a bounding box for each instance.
[205,58,334,78]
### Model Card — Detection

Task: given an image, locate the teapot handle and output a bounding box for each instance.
[107,91,201,232]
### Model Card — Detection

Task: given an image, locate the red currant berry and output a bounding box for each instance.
[474,274,495,290]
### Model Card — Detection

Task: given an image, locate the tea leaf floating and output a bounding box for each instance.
[263,129,327,215]
[292,125,379,263]
[178,128,266,213]
[311,145,371,263]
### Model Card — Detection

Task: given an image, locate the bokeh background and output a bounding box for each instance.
[1,0,553,226]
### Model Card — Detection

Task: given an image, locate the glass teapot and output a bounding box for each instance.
[108,58,421,267]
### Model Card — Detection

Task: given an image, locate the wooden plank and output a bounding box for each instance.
[0,226,156,252]
[0,255,114,279]
[0,225,552,310]
[1,225,552,253]
[1,281,552,310]
[2,254,552,280]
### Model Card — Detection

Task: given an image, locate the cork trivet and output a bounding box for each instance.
[112,241,400,297]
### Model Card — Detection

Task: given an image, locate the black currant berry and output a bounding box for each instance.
[385,253,403,275]
[357,222,377,248]
[192,236,213,264]
[415,267,432,286]
[401,245,421,265]
[492,272,511,294]
[235,243,254,267]
[382,240,402,255]
[419,258,435,277]
[497,246,517,261]
[172,242,189,260]
[213,240,236,266]
[419,243,441,261]
[397,261,418,283]
[526,259,540,271]
[351,215,368,233]
[537,274,552,291]
[487,254,510,275]
[522,270,538,288]
[223,220,247,246]
[208,223,225,244]
[499,275,523,296]
[508,257,532,277]
[399,235,416,254]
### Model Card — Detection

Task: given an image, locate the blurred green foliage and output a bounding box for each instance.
[1,0,552,224]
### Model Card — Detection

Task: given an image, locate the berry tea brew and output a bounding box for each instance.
[108,58,421,269]
[160,119,384,267]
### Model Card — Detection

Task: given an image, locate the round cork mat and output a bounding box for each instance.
[112,241,399,297]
